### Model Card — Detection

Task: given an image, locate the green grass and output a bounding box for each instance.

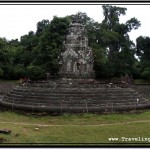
[1,110,150,125]
[0,79,19,83]
[134,79,150,84]
[0,110,150,146]
[1,122,150,144]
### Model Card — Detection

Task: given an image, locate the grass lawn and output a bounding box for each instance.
[0,110,150,146]
[134,79,150,84]
[0,79,19,84]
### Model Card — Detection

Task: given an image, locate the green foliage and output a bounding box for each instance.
[0,6,148,80]
[134,79,150,84]
[136,36,150,68]
[0,38,10,66]
[130,60,142,79]
[136,36,150,80]
[93,46,108,78]
[36,19,50,36]
[13,65,27,79]
[0,67,4,76]
[20,31,39,67]
[102,5,127,26]
[27,65,45,80]
[2,65,14,79]
[33,16,70,74]
[96,5,141,78]
[1,65,25,80]
[142,67,150,80]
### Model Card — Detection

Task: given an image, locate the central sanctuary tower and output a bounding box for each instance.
[59,18,95,78]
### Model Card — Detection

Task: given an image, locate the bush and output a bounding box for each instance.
[2,65,26,80]
[13,65,26,79]
[0,68,4,77]
[27,65,45,80]
[131,67,142,79]
[142,67,150,80]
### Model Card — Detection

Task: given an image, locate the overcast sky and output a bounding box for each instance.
[0,4,150,44]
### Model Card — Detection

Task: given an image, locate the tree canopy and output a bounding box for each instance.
[0,5,149,81]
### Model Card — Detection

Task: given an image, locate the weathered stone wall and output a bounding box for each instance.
[0,82,16,95]
[131,85,150,100]
[59,22,94,78]
[1,80,150,114]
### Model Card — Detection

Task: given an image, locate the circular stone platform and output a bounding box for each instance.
[0,79,150,114]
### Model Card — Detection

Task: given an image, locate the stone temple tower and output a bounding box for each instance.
[59,17,95,78]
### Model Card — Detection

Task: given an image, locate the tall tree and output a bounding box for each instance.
[136,36,150,68]
[19,31,38,67]
[136,36,150,80]
[36,19,50,37]
[100,5,141,77]
[33,16,70,74]
[0,38,10,66]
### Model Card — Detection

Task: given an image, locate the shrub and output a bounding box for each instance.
[13,65,26,79]
[0,67,4,77]
[142,67,150,80]
[27,65,45,80]
[2,65,26,80]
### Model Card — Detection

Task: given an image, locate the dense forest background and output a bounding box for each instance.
[0,5,150,80]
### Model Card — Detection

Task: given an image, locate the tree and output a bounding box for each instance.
[0,38,10,66]
[70,12,92,26]
[0,67,3,77]
[36,19,50,37]
[136,36,150,68]
[142,67,150,80]
[99,5,141,77]
[0,38,11,79]
[136,36,150,80]
[0,8,143,80]
[19,31,38,68]
[27,65,45,80]
[33,16,70,74]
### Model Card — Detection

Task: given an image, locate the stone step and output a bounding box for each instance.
[12,88,136,95]
[30,84,105,87]
[3,97,149,105]
[10,92,139,98]
[3,98,149,109]
[1,82,149,113]
[7,95,143,103]
[7,92,143,99]
[1,99,150,113]
[8,92,141,98]
[26,80,102,84]
[12,87,137,92]
[14,87,130,91]
[5,95,146,104]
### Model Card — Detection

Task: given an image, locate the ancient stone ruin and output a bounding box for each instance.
[0,18,150,114]
[59,20,94,78]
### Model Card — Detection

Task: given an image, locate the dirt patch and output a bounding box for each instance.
[0,120,150,127]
